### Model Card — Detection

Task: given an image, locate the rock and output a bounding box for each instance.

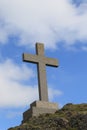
[8,103,87,130]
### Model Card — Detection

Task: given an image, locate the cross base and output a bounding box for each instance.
[22,101,58,123]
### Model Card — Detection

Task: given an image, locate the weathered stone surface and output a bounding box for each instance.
[23,43,58,101]
[30,101,58,109]
[22,43,59,122]
[22,101,58,123]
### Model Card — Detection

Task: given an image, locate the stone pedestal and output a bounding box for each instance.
[22,101,58,123]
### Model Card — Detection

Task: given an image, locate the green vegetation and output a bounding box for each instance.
[8,103,87,130]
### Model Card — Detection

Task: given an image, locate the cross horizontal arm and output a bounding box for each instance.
[23,53,38,64]
[45,57,58,67]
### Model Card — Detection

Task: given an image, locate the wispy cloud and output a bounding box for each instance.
[82,46,87,51]
[49,87,62,101]
[6,111,22,119]
[0,0,87,49]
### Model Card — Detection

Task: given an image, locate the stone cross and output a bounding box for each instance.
[23,43,58,102]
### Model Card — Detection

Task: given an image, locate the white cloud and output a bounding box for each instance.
[0,59,62,107]
[0,59,37,107]
[49,88,62,101]
[0,59,34,81]
[0,0,87,49]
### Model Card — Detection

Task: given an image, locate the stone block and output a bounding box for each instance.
[22,100,58,123]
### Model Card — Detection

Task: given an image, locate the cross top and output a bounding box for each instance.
[23,43,58,102]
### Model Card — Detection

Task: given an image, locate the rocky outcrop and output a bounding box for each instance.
[8,103,87,130]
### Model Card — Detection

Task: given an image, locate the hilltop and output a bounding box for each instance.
[8,103,87,130]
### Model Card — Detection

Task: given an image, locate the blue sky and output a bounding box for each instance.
[0,0,87,129]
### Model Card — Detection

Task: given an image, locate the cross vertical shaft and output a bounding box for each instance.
[36,44,48,101]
